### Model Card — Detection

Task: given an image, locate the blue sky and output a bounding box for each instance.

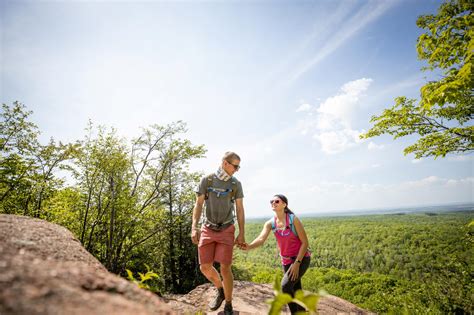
[1,0,472,218]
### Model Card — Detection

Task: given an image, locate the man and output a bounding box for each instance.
[191,151,245,315]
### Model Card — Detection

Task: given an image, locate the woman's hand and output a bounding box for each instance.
[287,262,300,281]
[237,242,249,250]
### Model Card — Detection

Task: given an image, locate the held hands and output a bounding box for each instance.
[234,232,247,250]
[237,242,249,250]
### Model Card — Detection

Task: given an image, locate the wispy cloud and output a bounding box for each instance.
[296,103,312,112]
[297,78,372,154]
[368,141,385,150]
[373,72,426,101]
[302,176,473,212]
[309,176,474,194]
[447,155,474,162]
[287,0,401,84]
[264,1,358,86]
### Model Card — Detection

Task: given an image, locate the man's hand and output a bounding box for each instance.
[191,229,201,244]
[235,232,245,247]
[237,242,249,250]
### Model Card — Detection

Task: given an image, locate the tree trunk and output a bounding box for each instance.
[107,175,116,271]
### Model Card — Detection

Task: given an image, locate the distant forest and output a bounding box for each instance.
[234,211,474,314]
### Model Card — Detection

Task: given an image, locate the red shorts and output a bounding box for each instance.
[198,224,235,265]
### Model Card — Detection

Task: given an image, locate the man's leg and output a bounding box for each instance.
[200,263,223,287]
[214,225,235,314]
[201,263,225,310]
[198,240,222,286]
[220,263,233,302]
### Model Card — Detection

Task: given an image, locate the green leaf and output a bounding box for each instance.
[268,293,293,315]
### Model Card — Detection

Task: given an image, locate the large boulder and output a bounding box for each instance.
[164,279,374,314]
[0,214,175,315]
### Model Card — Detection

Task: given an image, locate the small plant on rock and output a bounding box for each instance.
[126,264,159,291]
[268,275,321,314]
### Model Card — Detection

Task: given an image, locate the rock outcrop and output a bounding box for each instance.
[164,281,373,314]
[0,214,175,315]
[0,214,373,314]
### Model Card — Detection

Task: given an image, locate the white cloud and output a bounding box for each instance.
[298,78,372,154]
[368,141,384,150]
[317,78,372,128]
[411,158,423,164]
[341,78,373,95]
[314,129,363,154]
[298,176,473,213]
[447,155,474,162]
[405,176,441,188]
[308,176,473,196]
[445,177,474,187]
[296,103,312,112]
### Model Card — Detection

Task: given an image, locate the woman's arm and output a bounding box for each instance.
[293,216,309,262]
[244,220,272,250]
[286,216,309,280]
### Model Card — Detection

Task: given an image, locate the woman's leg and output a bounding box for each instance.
[281,257,311,314]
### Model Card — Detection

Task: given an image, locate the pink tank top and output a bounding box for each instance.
[273,213,310,265]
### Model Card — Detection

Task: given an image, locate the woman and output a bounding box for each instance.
[241,194,311,314]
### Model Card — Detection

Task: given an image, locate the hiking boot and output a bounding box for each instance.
[208,287,225,311]
[224,302,233,315]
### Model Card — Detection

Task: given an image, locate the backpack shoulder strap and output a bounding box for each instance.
[204,173,214,200]
[229,177,237,202]
[289,213,298,237]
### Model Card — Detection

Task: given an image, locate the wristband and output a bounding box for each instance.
[296,259,302,264]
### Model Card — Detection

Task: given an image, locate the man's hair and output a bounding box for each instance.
[222,151,241,162]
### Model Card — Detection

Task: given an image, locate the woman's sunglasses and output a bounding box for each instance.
[270,199,281,205]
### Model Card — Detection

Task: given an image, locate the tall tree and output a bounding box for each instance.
[0,102,73,216]
[72,121,205,280]
[158,139,205,293]
[361,0,473,158]
[0,102,39,213]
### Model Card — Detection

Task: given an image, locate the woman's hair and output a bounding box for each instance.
[274,194,294,214]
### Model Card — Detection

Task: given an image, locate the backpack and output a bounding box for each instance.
[204,173,237,202]
[202,173,237,230]
[271,212,298,237]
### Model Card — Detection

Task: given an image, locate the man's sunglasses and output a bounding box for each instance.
[227,161,240,170]
[270,199,281,205]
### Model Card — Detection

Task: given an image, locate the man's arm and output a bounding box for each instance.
[191,194,205,244]
[235,198,245,245]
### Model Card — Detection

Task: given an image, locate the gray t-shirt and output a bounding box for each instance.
[196,174,244,226]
